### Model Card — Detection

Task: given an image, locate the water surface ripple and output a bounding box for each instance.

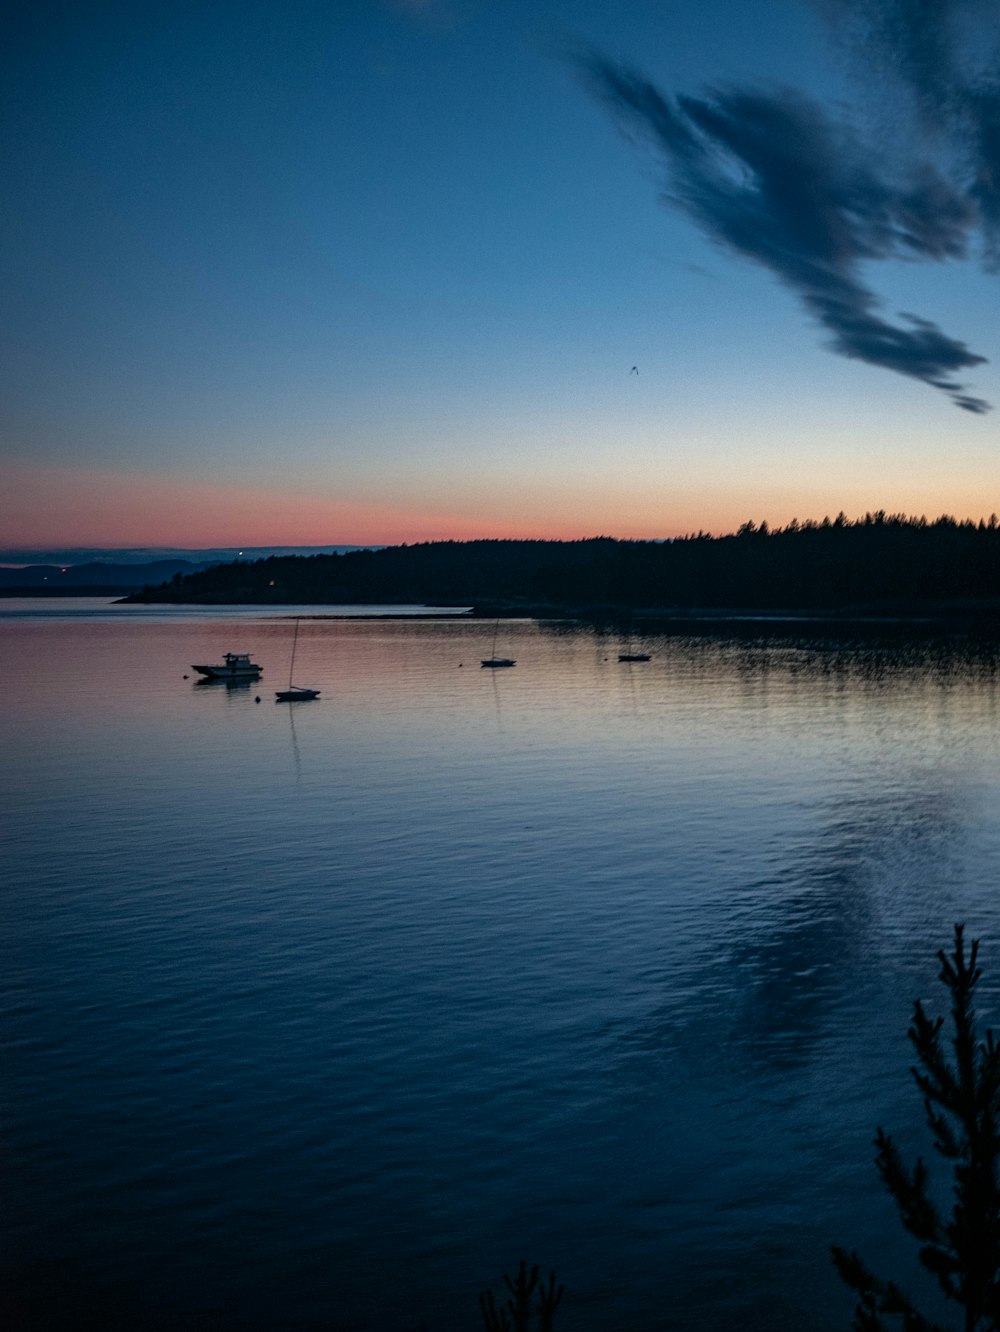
[3,603,1000,1329]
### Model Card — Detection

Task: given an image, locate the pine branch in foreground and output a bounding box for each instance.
[478,1262,564,1332]
[833,926,1000,1331]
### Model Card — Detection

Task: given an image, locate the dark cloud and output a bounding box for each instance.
[579,54,990,411]
[816,0,1000,267]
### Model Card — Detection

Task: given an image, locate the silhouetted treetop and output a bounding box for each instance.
[123,515,1000,615]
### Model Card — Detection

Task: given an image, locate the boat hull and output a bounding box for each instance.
[275,688,320,701]
[192,664,262,679]
[481,658,516,668]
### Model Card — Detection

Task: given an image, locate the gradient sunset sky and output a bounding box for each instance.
[3,0,998,548]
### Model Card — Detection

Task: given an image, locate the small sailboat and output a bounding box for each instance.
[618,626,650,661]
[481,616,515,668]
[275,618,320,701]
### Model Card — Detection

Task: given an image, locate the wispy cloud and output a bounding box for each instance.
[575,4,996,413]
[818,0,1000,267]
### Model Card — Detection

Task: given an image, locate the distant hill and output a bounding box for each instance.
[0,560,201,589]
[0,544,376,565]
[0,546,380,595]
[120,516,1000,620]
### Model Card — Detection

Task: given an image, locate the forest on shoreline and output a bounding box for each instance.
[122,513,1000,620]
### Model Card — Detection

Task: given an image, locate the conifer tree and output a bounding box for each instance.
[833,926,1000,1330]
[478,1261,564,1331]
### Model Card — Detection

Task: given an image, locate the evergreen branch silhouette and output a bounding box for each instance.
[479,1262,563,1332]
[833,926,1000,1331]
[873,1130,944,1245]
[831,1247,949,1331]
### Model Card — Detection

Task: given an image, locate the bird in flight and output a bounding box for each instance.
[630,365,638,374]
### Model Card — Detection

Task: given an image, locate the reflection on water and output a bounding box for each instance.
[2,607,1000,1330]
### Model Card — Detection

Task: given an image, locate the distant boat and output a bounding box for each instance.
[275,618,320,701]
[482,616,516,668]
[192,652,262,681]
[618,653,651,662]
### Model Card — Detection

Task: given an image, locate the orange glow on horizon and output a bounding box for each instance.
[0,462,556,547]
[4,460,996,550]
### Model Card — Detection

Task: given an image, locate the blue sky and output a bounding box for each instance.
[3,0,998,546]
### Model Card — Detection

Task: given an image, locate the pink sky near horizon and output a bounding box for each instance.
[4,2,998,561]
[4,460,998,550]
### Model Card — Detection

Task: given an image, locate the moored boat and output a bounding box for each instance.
[192,652,262,680]
[481,617,516,668]
[275,619,320,701]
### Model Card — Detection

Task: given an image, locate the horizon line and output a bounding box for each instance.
[6,510,1000,562]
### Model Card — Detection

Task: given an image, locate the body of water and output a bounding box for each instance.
[4,600,1000,1330]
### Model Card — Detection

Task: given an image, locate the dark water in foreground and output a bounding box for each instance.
[4,601,1000,1330]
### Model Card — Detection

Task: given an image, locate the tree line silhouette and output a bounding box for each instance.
[125,513,1000,615]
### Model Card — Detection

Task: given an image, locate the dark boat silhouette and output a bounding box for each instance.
[192,652,262,680]
[275,619,320,701]
[481,616,516,668]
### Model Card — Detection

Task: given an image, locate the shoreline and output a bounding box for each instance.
[103,596,1000,633]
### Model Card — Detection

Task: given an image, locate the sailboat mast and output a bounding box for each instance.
[275,615,319,700]
[288,617,300,688]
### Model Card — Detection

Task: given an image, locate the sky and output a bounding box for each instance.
[2,0,999,548]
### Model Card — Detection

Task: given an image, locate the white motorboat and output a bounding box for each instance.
[192,652,262,680]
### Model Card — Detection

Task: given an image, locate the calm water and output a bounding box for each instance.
[4,600,1000,1330]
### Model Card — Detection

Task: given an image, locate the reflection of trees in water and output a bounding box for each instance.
[540,619,1000,687]
[540,614,1000,667]
[538,623,1000,740]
